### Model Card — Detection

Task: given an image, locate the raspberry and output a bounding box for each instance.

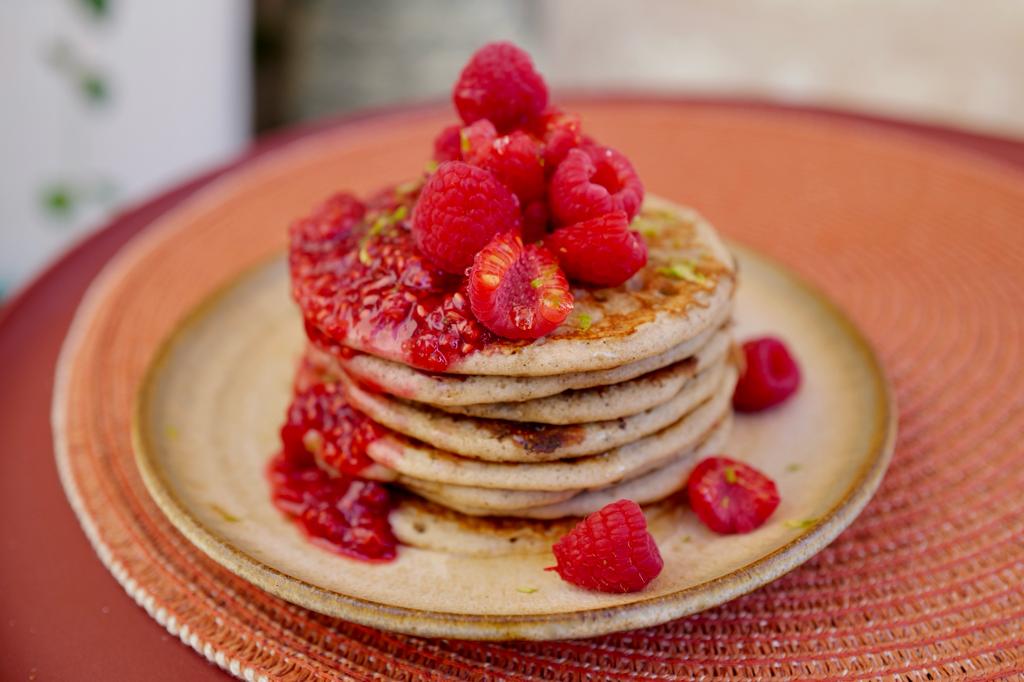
[433,124,463,162]
[288,192,365,260]
[468,230,573,340]
[545,211,648,286]
[279,383,385,476]
[733,337,801,411]
[687,457,781,534]
[522,200,549,243]
[465,129,546,205]
[453,41,548,132]
[530,107,584,169]
[459,119,497,163]
[549,146,644,225]
[412,161,522,274]
[549,499,663,593]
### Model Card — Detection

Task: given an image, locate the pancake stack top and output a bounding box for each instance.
[275,43,738,560]
[288,193,737,541]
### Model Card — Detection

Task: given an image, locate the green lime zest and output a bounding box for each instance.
[577,313,592,331]
[784,518,818,529]
[390,204,409,222]
[394,179,421,197]
[211,504,241,523]
[516,586,539,594]
[658,260,710,287]
[358,206,409,265]
[632,217,661,238]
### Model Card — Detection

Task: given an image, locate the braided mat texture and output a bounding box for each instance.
[55,103,1024,679]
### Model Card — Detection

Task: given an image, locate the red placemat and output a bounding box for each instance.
[3,98,1024,680]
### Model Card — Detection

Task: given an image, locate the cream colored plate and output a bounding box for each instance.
[133,245,895,640]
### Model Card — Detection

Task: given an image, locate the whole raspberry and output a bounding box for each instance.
[453,42,548,132]
[433,124,463,162]
[459,119,498,163]
[549,146,644,225]
[549,499,663,593]
[687,457,781,534]
[521,199,549,243]
[529,107,584,170]
[412,161,522,274]
[468,230,573,340]
[288,192,365,258]
[279,383,385,476]
[733,337,801,412]
[465,129,546,205]
[545,211,647,286]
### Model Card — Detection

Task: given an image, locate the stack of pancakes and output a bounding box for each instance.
[306,197,739,550]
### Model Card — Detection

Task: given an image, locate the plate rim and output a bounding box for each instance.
[130,242,897,641]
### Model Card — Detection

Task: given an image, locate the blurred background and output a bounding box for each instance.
[2,0,1022,301]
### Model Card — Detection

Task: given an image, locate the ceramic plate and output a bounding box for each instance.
[133,244,895,640]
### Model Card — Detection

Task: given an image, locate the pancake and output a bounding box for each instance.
[391,497,688,557]
[389,496,580,556]
[341,359,729,462]
[402,415,731,516]
[364,365,737,491]
[399,480,575,512]
[415,200,735,376]
[391,497,683,557]
[440,329,730,423]
[329,314,731,407]
[303,197,736,377]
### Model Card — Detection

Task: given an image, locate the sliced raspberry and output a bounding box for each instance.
[548,499,663,593]
[522,199,549,243]
[432,124,463,162]
[279,383,385,476]
[465,129,545,205]
[549,146,644,225]
[545,211,648,287]
[453,41,548,132]
[687,457,781,534]
[412,161,522,274]
[459,119,497,163]
[733,337,801,411]
[468,230,573,340]
[288,192,365,260]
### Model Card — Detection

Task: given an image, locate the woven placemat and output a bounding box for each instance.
[54,102,1024,680]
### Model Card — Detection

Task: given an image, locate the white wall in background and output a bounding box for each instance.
[0,1,250,296]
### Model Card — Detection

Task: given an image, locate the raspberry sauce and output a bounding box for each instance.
[270,381,397,562]
[290,190,496,372]
[267,451,397,562]
[280,383,383,476]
